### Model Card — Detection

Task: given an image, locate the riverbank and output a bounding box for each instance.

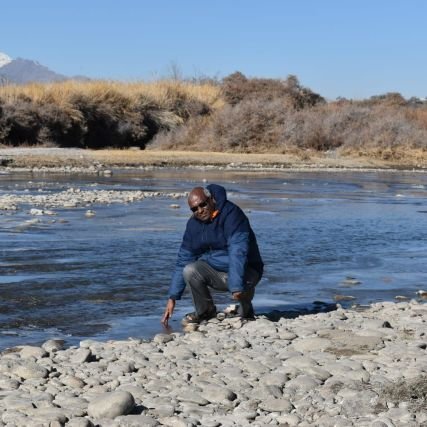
[0,301,425,426]
[1,148,427,173]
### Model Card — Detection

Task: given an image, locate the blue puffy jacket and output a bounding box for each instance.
[168,184,263,300]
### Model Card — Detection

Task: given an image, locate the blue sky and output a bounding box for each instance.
[1,0,426,99]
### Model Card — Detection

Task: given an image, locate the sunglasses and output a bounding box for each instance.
[190,198,209,213]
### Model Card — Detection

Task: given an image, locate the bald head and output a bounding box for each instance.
[188,187,215,221]
[188,187,210,203]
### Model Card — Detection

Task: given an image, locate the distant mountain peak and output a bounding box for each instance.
[0,51,12,68]
[0,52,89,84]
[0,56,67,84]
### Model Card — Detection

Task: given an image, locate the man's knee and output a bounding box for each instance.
[183,261,205,284]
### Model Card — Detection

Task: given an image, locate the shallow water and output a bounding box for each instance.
[1,168,427,349]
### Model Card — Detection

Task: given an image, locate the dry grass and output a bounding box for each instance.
[375,376,427,412]
[0,80,221,148]
[0,80,223,110]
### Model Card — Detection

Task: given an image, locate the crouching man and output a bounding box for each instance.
[161,184,263,326]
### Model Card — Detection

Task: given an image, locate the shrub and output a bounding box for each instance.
[206,100,289,152]
[154,98,427,155]
[150,116,211,150]
[222,72,325,109]
[366,92,407,107]
[0,100,41,146]
[69,91,143,148]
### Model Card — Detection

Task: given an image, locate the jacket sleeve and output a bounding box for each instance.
[168,223,198,300]
[225,208,250,293]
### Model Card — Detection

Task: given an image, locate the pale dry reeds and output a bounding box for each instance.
[0,80,221,148]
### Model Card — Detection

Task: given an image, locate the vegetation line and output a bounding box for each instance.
[1,73,427,167]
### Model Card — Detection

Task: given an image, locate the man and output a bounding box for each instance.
[161,183,263,326]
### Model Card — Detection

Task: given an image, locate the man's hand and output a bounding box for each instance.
[161,298,176,326]
[232,291,244,300]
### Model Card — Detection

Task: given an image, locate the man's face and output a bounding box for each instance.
[188,191,215,222]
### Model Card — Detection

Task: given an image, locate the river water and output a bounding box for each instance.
[1,168,426,350]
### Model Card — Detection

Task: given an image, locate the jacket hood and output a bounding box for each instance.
[206,184,227,211]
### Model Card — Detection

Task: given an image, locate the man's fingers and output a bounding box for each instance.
[161,311,170,325]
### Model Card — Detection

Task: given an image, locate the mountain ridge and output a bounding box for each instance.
[0,52,88,84]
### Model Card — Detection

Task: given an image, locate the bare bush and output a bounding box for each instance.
[154,97,427,156]
[206,100,289,152]
[0,100,42,146]
[365,92,408,107]
[151,116,211,150]
[222,72,325,109]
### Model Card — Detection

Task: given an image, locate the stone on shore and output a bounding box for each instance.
[0,301,425,426]
[87,391,135,418]
[12,362,49,379]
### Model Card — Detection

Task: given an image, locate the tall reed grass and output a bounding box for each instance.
[0,80,222,148]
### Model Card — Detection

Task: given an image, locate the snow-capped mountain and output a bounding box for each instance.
[0,51,87,84]
[0,52,12,68]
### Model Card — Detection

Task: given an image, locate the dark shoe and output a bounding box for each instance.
[182,309,217,326]
[238,303,255,320]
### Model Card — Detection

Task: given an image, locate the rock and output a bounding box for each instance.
[334,295,356,302]
[0,377,20,389]
[276,413,301,426]
[107,361,135,375]
[60,375,86,388]
[285,375,321,393]
[30,208,44,215]
[1,411,29,425]
[176,388,209,405]
[42,339,65,353]
[279,330,298,340]
[415,289,427,299]
[158,416,190,427]
[258,397,293,413]
[19,345,48,359]
[153,333,174,344]
[27,407,68,424]
[201,385,237,403]
[260,372,288,388]
[114,414,159,426]
[85,209,96,218]
[12,362,49,379]
[292,337,332,352]
[340,277,361,286]
[183,323,199,333]
[284,355,318,369]
[3,395,35,411]
[87,391,135,418]
[70,348,91,364]
[163,347,195,360]
[66,418,94,427]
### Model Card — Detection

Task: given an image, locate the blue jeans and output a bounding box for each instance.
[182,260,261,319]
